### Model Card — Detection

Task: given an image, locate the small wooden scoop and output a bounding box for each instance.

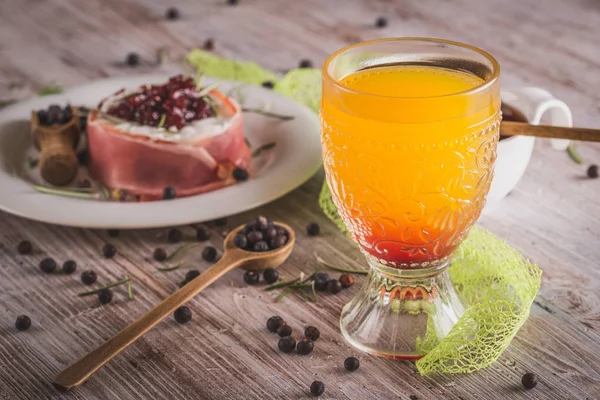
[53,222,296,392]
[501,121,600,142]
[30,108,81,186]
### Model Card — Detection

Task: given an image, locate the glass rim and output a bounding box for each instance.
[323,37,501,100]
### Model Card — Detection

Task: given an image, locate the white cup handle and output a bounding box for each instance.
[502,87,573,150]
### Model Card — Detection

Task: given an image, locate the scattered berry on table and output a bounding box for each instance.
[314,272,329,281]
[310,381,325,396]
[185,270,201,282]
[203,38,215,50]
[62,260,77,274]
[81,270,98,285]
[306,222,320,236]
[165,7,180,20]
[227,0,239,5]
[102,243,117,259]
[339,274,356,288]
[261,81,275,89]
[521,372,538,390]
[98,288,113,304]
[213,217,228,226]
[327,279,342,294]
[153,248,167,262]
[15,315,31,331]
[195,225,211,241]
[344,356,360,372]
[304,326,320,341]
[314,277,328,292]
[179,280,189,288]
[587,164,598,178]
[297,338,314,355]
[202,246,218,262]
[299,59,313,68]
[263,268,279,284]
[233,167,249,181]
[162,186,177,200]
[126,52,140,67]
[174,306,192,324]
[77,150,89,166]
[277,323,292,337]
[39,257,57,273]
[17,240,32,255]
[243,270,260,285]
[375,16,388,28]
[266,316,284,333]
[167,228,182,243]
[107,229,120,238]
[278,336,296,353]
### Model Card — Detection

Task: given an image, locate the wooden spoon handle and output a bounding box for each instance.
[501,121,600,142]
[38,134,79,185]
[53,253,242,392]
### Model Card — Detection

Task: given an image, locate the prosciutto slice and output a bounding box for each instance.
[87,90,251,200]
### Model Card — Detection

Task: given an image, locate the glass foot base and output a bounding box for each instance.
[340,260,464,359]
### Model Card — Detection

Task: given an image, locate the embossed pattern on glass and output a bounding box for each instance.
[321,38,501,359]
[321,44,501,269]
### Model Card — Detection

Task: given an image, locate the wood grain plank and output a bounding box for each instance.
[1,0,600,399]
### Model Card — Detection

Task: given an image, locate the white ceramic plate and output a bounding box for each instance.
[0,74,322,228]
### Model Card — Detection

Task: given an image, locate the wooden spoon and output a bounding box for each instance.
[30,107,81,186]
[53,222,296,392]
[501,121,600,142]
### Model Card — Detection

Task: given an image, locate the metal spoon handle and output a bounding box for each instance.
[53,253,242,392]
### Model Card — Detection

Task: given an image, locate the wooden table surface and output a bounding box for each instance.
[1,0,599,399]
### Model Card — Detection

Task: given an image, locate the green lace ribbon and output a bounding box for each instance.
[187,49,542,374]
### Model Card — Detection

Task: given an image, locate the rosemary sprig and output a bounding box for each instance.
[37,84,64,96]
[251,142,276,158]
[8,81,24,91]
[202,95,217,115]
[157,113,166,128]
[32,184,98,199]
[127,281,134,300]
[275,287,293,303]
[194,69,205,90]
[310,281,317,302]
[567,142,583,164]
[99,183,111,201]
[302,265,322,283]
[265,277,300,291]
[165,243,200,262]
[0,99,17,110]
[78,277,131,297]
[156,46,170,65]
[241,107,294,121]
[197,80,223,97]
[156,261,185,272]
[315,254,368,275]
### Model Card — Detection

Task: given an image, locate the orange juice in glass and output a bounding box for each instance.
[321,38,500,358]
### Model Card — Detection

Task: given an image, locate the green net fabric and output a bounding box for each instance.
[187,50,542,374]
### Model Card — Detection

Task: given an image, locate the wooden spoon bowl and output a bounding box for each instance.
[53,222,295,392]
[226,222,295,270]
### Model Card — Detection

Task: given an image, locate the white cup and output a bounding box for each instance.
[482,87,573,214]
